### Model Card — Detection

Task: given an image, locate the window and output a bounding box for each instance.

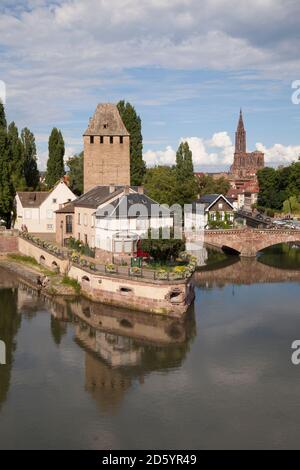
[103,123,107,129]
[47,210,53,219]
[100,136,104,144]
[110,136,113,144]
[78,213,81,225]
[120,136,123,144]
[47,224,53,230]
[84,234,88,245]
[90,136,94,144]
[52,198,57,204]
[218,203,223,209]
[66,215,73,234]
[84,214,88,226]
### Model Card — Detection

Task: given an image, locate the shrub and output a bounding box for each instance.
[62,276,81,294]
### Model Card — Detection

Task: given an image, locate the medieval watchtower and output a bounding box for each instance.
[83,103,130,193]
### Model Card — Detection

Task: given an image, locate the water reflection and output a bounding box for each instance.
[195,251,300,288]
[12,281,196,414]
[0,287,21,410]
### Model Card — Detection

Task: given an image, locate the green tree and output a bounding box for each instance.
[0,128,15,227]
[67,151,83,196]
[117,100,145,185]
[45,128,65,188]
[196,174,230,197]
[21,128,39,190]
[7,122,26,191]
[0,100,6,130]
[141,228,185,262]
[174,141,197,206]
[143,166,177,205]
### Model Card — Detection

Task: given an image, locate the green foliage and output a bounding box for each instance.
[0,100,6,130]
[62,276,81,294]
[141,228,185,262]
[67,237,95,258]
[117,100,146,185]
[8,122,26,191]
[174,141,197,205]
[67,151,83,195]
[143,166,177,205]
[282,195,300,214]
[196,174,230,197]
[45,128,65,188]
[0,128,15,227]
[257,161,300,211]
[21,127,39,190]
[207,211,233,229]
[8,253,38,266]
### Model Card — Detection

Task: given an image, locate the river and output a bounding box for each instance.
[0,245,299,449]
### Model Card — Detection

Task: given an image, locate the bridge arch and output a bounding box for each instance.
[202,229,300,257]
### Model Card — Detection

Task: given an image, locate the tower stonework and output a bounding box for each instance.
[83,103,130,193]
[230,110,264,179]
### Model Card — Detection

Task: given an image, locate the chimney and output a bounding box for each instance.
[137,186,144,194]
[109,185,116,194]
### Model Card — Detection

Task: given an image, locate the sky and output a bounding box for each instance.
[1,0,300,172]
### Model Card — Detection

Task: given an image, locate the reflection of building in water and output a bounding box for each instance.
[85,351,132,413]
[67,298,195,413]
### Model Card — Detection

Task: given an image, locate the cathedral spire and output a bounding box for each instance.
[235,108,246,153]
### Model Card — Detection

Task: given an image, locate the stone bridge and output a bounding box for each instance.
[199,228,300,257]
[194,257,300,287]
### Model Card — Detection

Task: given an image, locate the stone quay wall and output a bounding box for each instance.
[17,236,194,317]
[0,229,19,253]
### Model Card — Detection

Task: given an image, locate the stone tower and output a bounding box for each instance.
[230,110,264,179]
[235,109,246,153]
[83,103,130,193]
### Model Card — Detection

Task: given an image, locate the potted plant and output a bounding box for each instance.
[105,263,117,274]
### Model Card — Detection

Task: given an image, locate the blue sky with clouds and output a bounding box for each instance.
[1,0,300,171]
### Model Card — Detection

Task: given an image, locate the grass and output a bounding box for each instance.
[7,253,56,276]
[8,253,39,266]
[62,276,81,294]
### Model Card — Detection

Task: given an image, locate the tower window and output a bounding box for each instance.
[90,136,94,144]
[110,136,113,144]
[103,124,107,129]
[120,136,123,144]
[100,136,104,144]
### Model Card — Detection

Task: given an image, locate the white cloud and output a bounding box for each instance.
[144,146,176,167]
[144,133,300,169]
[256,142,300,165]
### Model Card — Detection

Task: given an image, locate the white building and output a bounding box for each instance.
[95,188,173,255]
[15,180,77,235]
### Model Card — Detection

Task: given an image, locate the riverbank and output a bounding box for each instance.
[0,254,79,297]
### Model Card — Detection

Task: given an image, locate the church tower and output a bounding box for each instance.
[83,103,130,193]
[235,109,246,153]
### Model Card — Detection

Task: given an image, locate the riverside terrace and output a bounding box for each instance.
[15,232,196,317]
